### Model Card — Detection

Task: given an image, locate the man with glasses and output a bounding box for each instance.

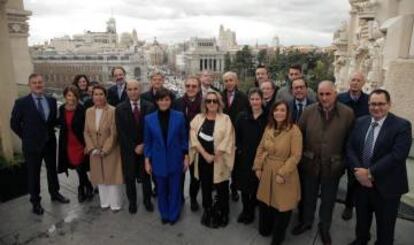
[292,81,354,245]
[288,78,315,124]
[346,89,411,245]
[174,76,203,211]
[338,72,370,221]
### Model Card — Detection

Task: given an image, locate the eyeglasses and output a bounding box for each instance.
[369,102,388,107]
[292,85,306,90]
[185,84,198,89]
[205,99,218,104]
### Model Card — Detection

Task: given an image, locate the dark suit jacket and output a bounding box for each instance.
[141,88,176,108]
[115,99,155,179]
[10,94,58,154]
[346,113,412,198]
[222,89,249,126]
[288,97,316,123]
[57,104,86,174]
[337,91,369,118]
[144,110,188,177]
[107,84,128,106]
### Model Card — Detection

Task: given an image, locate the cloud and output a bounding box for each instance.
[23,0,350,46]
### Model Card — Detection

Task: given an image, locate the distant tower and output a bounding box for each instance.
[132,29,138,44]
[106,17,116,33]
[272,35,280,47]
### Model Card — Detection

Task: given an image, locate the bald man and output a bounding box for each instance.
[115,80,155,214]
[292,81,354,245]
[338,72,370,221]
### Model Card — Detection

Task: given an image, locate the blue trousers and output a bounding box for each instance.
[155,172,182,222]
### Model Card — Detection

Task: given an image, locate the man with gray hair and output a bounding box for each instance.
[292,81,354,245]
[141,70,175,107]
[337,72,370,221]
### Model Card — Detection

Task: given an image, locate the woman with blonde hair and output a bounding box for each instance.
[253,100,302,245]
[189,90,235,228]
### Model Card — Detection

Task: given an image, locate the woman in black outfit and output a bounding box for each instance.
[234,88,267,224]
[57,85,93,202]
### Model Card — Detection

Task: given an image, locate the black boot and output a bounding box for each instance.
[201,208,212,227]
[85,182,94,201]
[78,186,86,203]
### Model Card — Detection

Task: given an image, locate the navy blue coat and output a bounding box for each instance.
[337,91,369,118]
[10,94,58,154]
[346,113,412,198]
[107,84,128,106]
[144,110,188,177]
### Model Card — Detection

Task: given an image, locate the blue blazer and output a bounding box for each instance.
[346,113,412,198]
[10,94,58,154]
[144,110,188,177]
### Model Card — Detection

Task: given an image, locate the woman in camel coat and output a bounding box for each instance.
[84,84,123,211]
[253,100,302,245]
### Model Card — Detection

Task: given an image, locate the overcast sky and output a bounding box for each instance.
[24,0,350,46]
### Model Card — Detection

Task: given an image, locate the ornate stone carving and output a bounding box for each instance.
[6,8,31,37]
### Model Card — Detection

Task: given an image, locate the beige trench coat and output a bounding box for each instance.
[253,125,302,212]
[84,105,123,185]
[189,113,235,184]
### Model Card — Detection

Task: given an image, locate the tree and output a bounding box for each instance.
[224,52,232,71]
[257,49,267,65]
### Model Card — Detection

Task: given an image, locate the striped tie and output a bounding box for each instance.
[362,121,379,167]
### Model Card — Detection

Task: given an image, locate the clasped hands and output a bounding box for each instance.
[354,167,373,188]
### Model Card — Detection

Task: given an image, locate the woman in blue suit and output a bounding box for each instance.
[144,88,189,225]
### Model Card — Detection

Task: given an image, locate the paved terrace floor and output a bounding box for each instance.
[1,167,413,245]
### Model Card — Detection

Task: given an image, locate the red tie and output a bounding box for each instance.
[133,102,140,122]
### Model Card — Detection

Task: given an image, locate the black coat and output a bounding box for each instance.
[115,99,155,180]
[57,104,87,174]
[107,84,128,106]
[263,92,277,117]
[172,94,202,130]
[10,94,58,154]
[288,97,316,124]
[222,89,249,126]
[337,91,369,118]
[233,110,267,192]
[141,88,176,108]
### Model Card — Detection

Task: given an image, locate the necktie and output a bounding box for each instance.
[362,121,379,167]
[118,85,123,100]
[227,92,233,108]
[133,102,140,123]
[297,103,303,122]
[36,97,46,121]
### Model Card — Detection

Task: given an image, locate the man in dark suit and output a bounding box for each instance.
[10,73,70,215]
[288,78,315,124]
[200,70,219,97]
[107,66,128,106]
[141,70,175,107]
[260,80,277,115]
[346,89,412,245]
[222,71,249,202]
[115,79,155,214]
[288,78,315,224]
[338,72,370,221]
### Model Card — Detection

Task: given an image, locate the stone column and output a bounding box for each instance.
[0,0,18,161]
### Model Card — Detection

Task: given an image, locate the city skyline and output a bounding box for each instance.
[24,0,350,47]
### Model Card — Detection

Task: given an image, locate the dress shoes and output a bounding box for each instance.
[342,207,353,220]
[51,193,70,204]
[129,203,137,214]
[32,203,44,215]
[237,211,247,223]
[291,223,312,235]
[319,227,332,245]
[144,199,154,212]
[348,240,368,245]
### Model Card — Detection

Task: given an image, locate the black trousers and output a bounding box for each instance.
[24,142,60,204]
[297,163,305,222]
[241,191,256,215]
[344,168,357,209]
[355,185,400,245]
[258,202,292,243]
[125,160,152,205]
[75,163,92,189]
[302,174,340,233]
[199,158,229,214]
[181,163,200,201]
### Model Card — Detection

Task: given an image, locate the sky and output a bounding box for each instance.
[23,0,350,47]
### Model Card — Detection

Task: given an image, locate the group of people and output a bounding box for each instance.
[10,64,412,245]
